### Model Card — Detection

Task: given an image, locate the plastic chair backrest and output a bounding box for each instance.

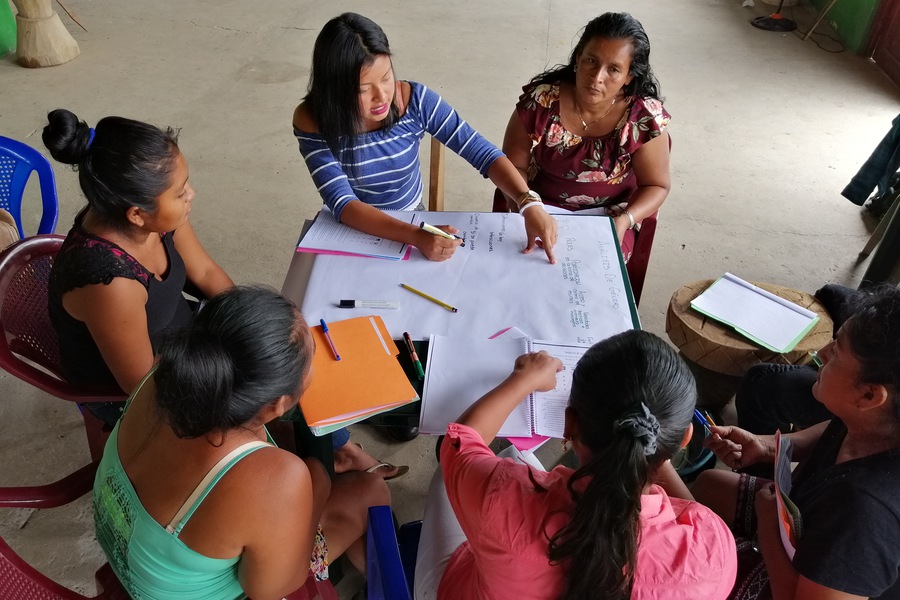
[0,235,122,402]
[0,136,60,238]
[0,235,64,378]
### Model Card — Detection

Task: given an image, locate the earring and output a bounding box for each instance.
[562,438,570,452]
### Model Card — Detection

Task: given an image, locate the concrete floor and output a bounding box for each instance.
[1,0,898,597]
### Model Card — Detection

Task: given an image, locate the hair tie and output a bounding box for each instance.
[613,402,660,456]
[87,127,95,149]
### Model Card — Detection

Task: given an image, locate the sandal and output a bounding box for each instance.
[365,462,410,481]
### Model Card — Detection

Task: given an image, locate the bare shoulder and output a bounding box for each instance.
[221,446,312,504]
[292,102,319,134]
[63,276,148,322]
[398,81,412,115]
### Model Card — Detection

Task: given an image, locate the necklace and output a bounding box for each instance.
[574,97,616,131]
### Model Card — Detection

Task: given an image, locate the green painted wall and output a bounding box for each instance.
[808,0,880,54]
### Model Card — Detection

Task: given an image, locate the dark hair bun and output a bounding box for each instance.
[42,109,92,165]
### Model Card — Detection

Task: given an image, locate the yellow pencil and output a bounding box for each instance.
[399,283,458,313]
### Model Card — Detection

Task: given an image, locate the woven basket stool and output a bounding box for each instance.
[665,279,833,410]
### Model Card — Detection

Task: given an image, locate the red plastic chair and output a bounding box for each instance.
[490,190,658,306]
[0,235,126,462]
[0,460,129,600]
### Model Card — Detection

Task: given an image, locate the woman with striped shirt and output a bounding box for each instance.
[293,12,558,264]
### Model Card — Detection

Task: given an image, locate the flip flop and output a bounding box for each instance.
[365,462,410,481]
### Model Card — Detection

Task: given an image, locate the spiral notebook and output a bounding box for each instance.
[296,209,417,260]
[419,334,589,438]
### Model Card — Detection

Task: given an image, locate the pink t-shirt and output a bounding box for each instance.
[437,423,737,600]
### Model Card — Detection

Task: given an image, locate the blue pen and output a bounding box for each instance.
[694,409,712,436]
[320,319,341,361]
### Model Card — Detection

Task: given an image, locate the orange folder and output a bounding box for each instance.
[300,315,419,435]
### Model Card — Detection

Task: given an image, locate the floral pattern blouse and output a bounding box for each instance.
[516,81,671,209]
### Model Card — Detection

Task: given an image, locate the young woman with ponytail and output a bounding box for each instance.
[414,330,737,600]
[93,286,389,600]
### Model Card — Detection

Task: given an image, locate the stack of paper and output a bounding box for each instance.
[774,431,803,558]
[300,315,419,435]
[690,273,820,353]
[296,209,416,260]
[419,333,589,438]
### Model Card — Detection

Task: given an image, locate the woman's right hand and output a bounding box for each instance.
[512,351,563,393]
[522,206,558,264]
[704,425,775,470]
[413,226,462,261]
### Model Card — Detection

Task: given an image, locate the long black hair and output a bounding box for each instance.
[547,330,695,599]
[153,286,313,438]
[304,12,401,166]
[843,284,900,421]
[531,12,661,100]
[42,109,180,230]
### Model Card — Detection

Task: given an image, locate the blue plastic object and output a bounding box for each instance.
[0,136,60,238]
[397,520,422,593]
[367,505,412,600]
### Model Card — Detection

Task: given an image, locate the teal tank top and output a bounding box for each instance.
[93,395,272,599]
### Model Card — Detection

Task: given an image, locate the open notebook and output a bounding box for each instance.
[300,315,419,435]
[690,273,820,353]
[419,334,589,438]
[296,209,417,260]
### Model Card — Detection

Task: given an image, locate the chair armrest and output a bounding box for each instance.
[0,460,99,509]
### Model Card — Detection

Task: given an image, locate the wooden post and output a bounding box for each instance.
[428,136,445,212]
[12,0,80,68]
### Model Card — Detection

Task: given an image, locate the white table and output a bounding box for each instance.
[283,212,639,343]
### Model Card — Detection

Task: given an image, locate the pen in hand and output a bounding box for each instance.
[403,331,425,380]
[420,222,465,246]
[320,318,341,361]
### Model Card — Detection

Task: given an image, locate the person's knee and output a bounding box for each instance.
[691,468,733,504]
[361,471,391,508]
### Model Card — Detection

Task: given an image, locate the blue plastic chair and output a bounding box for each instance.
[0,136,60,238]
[367,506,423,600]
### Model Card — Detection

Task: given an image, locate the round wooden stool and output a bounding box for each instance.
[666,279,833,410]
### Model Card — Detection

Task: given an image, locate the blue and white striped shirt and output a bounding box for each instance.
[295,81,504,221]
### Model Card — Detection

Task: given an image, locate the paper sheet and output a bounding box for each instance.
[530,341,590,438]
[420,335,532,436]
[420,334,588,439]
[299,212,638,343]
[773,431,801,559]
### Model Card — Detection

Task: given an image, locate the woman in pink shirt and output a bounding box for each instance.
[415,330,737,600]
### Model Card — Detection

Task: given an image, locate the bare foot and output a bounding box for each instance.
[333,441,402,479]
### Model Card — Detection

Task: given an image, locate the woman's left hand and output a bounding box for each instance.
[754,480,780,528]
[522,206,558,264]
[607,205,630,244]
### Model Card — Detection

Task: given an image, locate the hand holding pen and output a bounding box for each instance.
[413,222,462,262]
[702,423,775,470]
